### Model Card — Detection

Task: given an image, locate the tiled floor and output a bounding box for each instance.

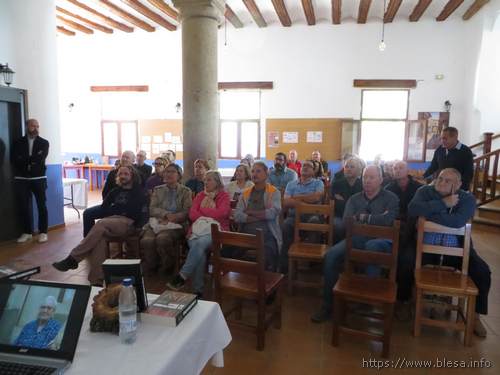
[1,210,499,374]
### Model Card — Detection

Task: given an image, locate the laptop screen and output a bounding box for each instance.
[0,280,91,362]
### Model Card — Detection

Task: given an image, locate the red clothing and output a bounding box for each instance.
[189,190,231,232]
[287,160,302,178]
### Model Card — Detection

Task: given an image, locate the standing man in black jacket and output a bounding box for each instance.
[423,127,474,190]
[10,119,50,243]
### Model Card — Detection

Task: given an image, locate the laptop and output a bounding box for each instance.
[0,279,91,374]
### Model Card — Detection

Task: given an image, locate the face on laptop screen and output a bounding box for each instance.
[0,284,76,351]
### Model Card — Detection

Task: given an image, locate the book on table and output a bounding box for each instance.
[143,290,198,327]
[0,265,40,280]
[101,259,148,312]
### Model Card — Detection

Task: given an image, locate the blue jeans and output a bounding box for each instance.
[322,236,393,312]
[83,205,105,237]
[179,234,212,294]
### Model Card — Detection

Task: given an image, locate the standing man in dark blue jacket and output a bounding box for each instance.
[408,168,491,337]
[423,127,474,190]
[11,119,50,243]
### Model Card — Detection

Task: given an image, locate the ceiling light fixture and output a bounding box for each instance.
[379,0,387,52]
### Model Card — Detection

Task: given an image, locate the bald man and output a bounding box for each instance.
[385,161,422,223]
[408,168,491,337]
[311,165,399,323]
[134,149,152,185]
[11,119,50,243]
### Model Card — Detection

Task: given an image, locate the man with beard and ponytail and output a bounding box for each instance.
[268,152,297,192]
[52,165,146,285]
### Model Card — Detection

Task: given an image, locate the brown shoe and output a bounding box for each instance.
[474,316,487,337]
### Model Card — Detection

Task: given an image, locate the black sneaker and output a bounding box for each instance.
[166,274,185,291]
[311,307,332,323]
[52,256,78,272]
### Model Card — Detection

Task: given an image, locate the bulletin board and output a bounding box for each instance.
[265,119,344,161]
[138,119,183,160]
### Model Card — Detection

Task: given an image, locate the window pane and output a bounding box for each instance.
[220,91,260,120]
[103,122,118,156]
[362,90,409,119]
[359,121,405,161]
[241,122,259,158]
[220,121,238,158]
[121,122,137,154]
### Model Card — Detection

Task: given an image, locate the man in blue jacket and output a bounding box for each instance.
[408,168,491,337]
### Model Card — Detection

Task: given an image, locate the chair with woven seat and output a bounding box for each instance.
[211,224,284,351]
[287,201,335,295]
[413,217,477,346]
[332,219,400,358]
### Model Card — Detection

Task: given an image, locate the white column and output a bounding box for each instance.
[172,0,225,177]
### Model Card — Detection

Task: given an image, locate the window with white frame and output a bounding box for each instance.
[219,91,261,159]
[359,89,409,161]
[101,120,138,158]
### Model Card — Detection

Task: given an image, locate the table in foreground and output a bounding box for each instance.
[67,289,232,375]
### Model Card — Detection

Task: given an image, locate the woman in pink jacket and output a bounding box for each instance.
[167,170,231,297]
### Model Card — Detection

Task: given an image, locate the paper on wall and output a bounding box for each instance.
[172,136,181,144]
[164,132,172,142]
[152,144,160,155]
[283,132,298,143]
[176,144,183,152]
[141,144,151,153]
[141,136,151,143]
[306,131,322,143]
[153,135,163,143]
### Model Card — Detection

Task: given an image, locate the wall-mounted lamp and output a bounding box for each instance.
[0,63,15,86]
[175,102,181,113]
[68,103,75,112]
[444,100,452,112]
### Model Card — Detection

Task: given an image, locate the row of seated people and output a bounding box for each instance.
[52,152,490,337]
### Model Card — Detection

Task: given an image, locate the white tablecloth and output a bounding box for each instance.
[66,290,232,375]
[63,178,88,209]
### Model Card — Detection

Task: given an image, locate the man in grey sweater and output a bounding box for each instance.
[311,165,399,322]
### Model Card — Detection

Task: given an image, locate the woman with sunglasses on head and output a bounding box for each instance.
[141,163,192,274]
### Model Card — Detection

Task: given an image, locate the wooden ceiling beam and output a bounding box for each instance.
[225,5,244,28]
[90,85,149,92]
[271,0,291,27]
[56,15,94,34]
[119,0,176,31]
[242,0,267,28]
[384,0,402,23]
[332,0,341,25]
[65,0,133,32]
[57,26,76,36]
[146,0,178,21]
[463,0,490,20]
[436,0,465,21]
[357,0,372,24]
[409,0,432,22]
[97,0,155,32]
[56,6,113,33]
[301,0,316,26]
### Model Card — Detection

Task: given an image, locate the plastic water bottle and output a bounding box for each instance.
[119,278,137,344]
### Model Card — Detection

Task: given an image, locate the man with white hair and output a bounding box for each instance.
[134,149,152,186]
[14,296,62,349]
[311,165,399,323]
[408,168,491,337]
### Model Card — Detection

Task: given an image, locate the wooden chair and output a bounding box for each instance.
[211,224,284,351]
[332,219,400,358]
[413,217,477,346]
[287,201,335,295]
[105,229,142,259]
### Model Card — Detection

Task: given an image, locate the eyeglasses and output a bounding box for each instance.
[154,162,165,166]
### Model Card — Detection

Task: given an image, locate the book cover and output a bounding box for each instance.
[102,259,148,312]
[0,265,40,280]
[143,290,197,327]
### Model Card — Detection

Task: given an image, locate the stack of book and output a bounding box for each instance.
[143,290,198,327]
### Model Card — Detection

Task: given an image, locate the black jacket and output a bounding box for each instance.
[423,143,474,190]
[10,136,49,178]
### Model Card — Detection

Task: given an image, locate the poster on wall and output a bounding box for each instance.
[306,131,323,143]
[153,135,163,144]
[164,132,172,142]
[283,132,298,143]
[268,131,280,147]
[418,112,450,161]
